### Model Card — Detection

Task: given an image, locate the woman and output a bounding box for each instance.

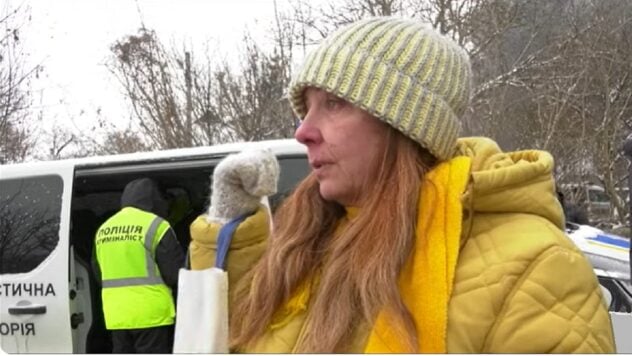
[189,17,615,353]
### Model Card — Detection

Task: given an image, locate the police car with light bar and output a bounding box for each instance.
[565,222,631,352]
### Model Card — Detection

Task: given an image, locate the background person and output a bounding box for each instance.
[190,17,615,353]
[93,177,185,353]
[557,188,590,225]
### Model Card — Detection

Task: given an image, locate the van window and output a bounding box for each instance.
[0,175,63,274]
[270,157,310,212]
[277,157,310,194]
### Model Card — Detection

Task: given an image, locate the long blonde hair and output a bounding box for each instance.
[230,128,436,352]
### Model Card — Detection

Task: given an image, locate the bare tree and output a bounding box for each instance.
[97,128,150,155]
[569,0,632,226]
[0,3,37,164]
[107,20,298,151]
[108,28,189,149]
[286,0,409,45]
[447,0,632,228]
[215,32,295,141]
[43,125,77,161]
[106,27,288,150]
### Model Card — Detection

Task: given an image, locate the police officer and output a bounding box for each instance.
[93,177,185,353]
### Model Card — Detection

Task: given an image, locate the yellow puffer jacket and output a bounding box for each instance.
[189,137,615,353]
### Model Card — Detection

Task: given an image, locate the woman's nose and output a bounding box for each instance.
[294,112,321,145]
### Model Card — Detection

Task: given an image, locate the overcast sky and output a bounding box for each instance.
[15,0,297,141]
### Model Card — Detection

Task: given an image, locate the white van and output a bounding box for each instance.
[1,139,630,352]
[0,139,308,353]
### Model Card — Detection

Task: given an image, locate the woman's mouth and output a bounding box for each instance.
[311,160,330,174]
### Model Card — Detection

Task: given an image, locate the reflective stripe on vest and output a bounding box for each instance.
[101,216,165,288]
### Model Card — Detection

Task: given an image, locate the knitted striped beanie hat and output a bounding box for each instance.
[289,17,472,161]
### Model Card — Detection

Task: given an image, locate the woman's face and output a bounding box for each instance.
[295,87,389,207]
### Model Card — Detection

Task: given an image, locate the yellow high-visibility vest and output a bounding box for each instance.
[95,207,175,329]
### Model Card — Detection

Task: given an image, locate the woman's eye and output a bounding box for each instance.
[325,98,343,110]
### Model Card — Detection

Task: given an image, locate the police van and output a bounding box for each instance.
[1,139,631,353]
[0,139,308,353]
